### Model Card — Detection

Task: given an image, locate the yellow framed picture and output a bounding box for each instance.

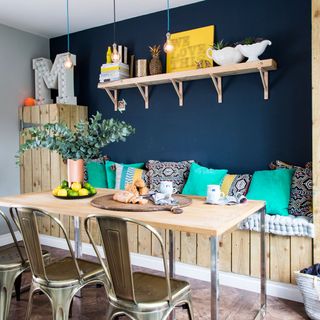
[166,25,214,73]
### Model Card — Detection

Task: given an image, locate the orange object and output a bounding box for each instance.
[24,97,36,106]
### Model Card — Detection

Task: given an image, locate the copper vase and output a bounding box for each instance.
[67,159,84,187]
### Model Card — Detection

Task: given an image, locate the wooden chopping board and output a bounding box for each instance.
[90,194,192,213]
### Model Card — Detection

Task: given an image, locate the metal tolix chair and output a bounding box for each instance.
[10,207,109,320]
[0,209,50,320]
[85,215,194,320]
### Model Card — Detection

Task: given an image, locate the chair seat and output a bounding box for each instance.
[133,272,190,304]
[0,245,49,270]
[42,257,104,286]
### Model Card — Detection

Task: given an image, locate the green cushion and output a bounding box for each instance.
[246,169,295,216]
[86,161,107,188]
[182,163,228,196]
[105,161,145,189]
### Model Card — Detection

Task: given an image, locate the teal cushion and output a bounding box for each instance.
[247,169,295,216]
[105,161,145,189]
[86,161,107,188]
[182,163,228,196]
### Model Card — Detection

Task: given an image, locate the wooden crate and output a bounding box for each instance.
[19,104,88,239]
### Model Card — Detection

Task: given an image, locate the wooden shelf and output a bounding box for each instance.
[98,59,277,109]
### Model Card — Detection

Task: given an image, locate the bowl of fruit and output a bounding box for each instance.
[52,180,97,199]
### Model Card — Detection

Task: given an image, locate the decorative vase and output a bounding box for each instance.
[136,59,148,77]
[206,46,244,66]
[235,40,272,62]
[67,159,84,186]
[149,56,162,75]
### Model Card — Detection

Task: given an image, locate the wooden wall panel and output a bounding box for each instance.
[232,230,250,275]
[312,0,320,263]
[219,232,232,272]
[180,232,197,265]
[197,234,210,267]
[138,226,152,255]
[269,234,291,283]
[152,228,166,257]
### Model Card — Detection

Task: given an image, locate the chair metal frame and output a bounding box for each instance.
[85,214,194,320]
[10,207,108,320]
[0,210,27,320]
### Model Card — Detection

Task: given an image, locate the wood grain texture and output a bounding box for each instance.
[152,228,166,257]
[270,234,291,283]
[181,232,197,265]
[138,226,152,255]
[313,0,320,262]
[197,234,210,267]
[219,232,232,272]
[232,230,250,275]
[127,222,138,253]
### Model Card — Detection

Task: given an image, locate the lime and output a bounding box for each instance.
[57,189,68,197]
[79,188,89,196]
[89,187,97,195]
[69,190,79,197]
[61,180,69,189]
[84,182,92,190]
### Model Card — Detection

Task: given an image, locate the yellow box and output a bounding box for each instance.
[166,25,214,73]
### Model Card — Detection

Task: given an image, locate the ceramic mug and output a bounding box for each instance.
[160,181,173,197]
[206,185,225,203]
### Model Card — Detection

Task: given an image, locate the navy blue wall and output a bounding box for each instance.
[50,0,311,173]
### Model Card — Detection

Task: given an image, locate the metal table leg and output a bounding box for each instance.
[168,230,176,320]
[257,206,267,319]
[74,216,83,298]
[210,236,219,320]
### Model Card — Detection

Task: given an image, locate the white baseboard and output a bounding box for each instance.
[38,234,303,303]
[0,231,21,245]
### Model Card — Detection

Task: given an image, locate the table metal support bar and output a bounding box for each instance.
[211,236,219,320]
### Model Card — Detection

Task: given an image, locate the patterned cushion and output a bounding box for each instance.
[289,167,312,218]
[146,160,194,194]
[115,164,147,190]
[221,174,252,196]
[269,160,312,218]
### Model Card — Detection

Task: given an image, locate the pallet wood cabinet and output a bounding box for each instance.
[19,104,88,239]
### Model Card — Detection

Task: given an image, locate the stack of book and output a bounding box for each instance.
[99,62,129,82]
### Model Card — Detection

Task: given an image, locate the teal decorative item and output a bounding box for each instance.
[182,163,228,196]
[105,161,144,189]
[247,169,295,216]
[86,161,107,188]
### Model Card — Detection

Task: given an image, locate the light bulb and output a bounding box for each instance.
[164,32,174,53]
[64,53,73,69]
[111,43,120,63]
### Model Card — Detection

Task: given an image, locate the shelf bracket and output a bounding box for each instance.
[105,89,118,111]
[209,75,222,103]
[136,84,149,109]
[171,80,184,106]
[258,67,269,100]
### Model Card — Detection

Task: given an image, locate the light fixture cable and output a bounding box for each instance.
[167,0,170,33]
[66,0,70,52]
[113,0,116,44]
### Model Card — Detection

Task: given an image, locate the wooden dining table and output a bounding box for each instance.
[0,189,266,320]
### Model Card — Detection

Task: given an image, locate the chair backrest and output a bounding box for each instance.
[97,216,135,301]
[10,207,82,282]
[0,210,25,262]
[85,215,172,304]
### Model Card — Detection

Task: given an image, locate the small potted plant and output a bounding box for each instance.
[206,40,244,66]
[17,112,135,185]
[235,37,272,62]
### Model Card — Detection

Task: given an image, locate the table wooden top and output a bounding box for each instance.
[0,189,265,236]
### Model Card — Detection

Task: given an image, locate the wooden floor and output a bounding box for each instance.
[8,246,307,320]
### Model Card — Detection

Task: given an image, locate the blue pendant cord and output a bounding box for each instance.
[66,0,70,52]
[167,0,170,33]
[113,0,116,44]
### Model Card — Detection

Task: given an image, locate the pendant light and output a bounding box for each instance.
[64,0,73,69]
[111,0,120,63]
[163,0,174,53]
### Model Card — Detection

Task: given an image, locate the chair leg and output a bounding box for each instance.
[0,269,22,320]
[14,273,22,301]
[47,287,77,320]
[25,283,36,320]
[185,301,194,320]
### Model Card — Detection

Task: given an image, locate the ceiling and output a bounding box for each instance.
[0,0,203,38]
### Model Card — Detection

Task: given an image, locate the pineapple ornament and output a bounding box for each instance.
[149,45,163,75]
